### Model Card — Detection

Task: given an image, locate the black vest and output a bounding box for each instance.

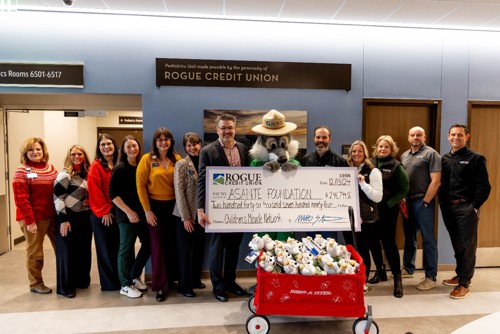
[358,164,379,223]
[374,157,401,203]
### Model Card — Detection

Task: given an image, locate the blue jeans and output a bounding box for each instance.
[403,198,438,279]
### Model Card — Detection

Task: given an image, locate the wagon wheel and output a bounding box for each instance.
[246,315,270,334]
[248,295,257,314]
[352,318,379,334]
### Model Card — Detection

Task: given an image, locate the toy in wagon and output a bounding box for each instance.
[245,235,379,334]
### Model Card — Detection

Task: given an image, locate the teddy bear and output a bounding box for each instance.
[258,253,281,273]
[249,109,300,173]
[285,237,302,256]
[283,259,300,275]
[248,233,265,252]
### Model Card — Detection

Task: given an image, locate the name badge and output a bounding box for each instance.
[27,172,38,179]
[152,162,159,167]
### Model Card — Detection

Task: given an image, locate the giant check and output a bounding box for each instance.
[205,166,361,232]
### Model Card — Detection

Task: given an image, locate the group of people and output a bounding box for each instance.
[13,130,206,302]
[298,123,490,300]
[12,112,490,304]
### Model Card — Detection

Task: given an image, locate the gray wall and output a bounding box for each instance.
[2,11,500,265]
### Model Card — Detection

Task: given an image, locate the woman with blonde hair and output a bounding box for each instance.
[53,144,92,298]
[344,140,383,292]
[370,135,409,298]
[13,137,58,294]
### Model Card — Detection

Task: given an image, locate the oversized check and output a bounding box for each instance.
[204,166,361,232]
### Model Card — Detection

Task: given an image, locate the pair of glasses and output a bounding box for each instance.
[218,127,235,131]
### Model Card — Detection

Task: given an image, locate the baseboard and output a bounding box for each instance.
[14,236,25,245]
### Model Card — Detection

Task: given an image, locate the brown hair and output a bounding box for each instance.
[151,127,178,165]
[63,145,91,178]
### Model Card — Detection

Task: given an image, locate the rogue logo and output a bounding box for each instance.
[213,173,225,185]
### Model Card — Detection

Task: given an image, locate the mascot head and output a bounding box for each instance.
[249,109,300,172]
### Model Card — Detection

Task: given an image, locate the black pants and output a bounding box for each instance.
[90,212,121,291]
[343,223,374,282]
[176,217,206,291]
[56,210,92,295]
[370,204,401,276]
[208,232,244,291]
[440,202,478,288]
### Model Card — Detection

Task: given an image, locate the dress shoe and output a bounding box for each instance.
[180,289,196,298]
[156,290,167,302]
[227,282,245,296]
[213,289,228,302]
[193,282,206,289]
[63,291,76,298]
[393,274,403,298]
[450,285,470,299]
[30,284,52,294]
[368,265,388,284]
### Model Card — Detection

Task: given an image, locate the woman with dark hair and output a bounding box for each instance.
[137,127,181,302]
[53,144,92,298]
[88,133,121,291]
[109,135,150,298]
[13,137,58,294]
[173,132,206,298]
[370,135,409,298]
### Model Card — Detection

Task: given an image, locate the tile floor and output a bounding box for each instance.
[1,242,499,334]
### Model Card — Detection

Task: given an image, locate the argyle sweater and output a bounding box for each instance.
[53,168,90,223]
[12,161,58,225]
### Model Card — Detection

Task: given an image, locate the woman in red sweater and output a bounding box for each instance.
[88,133,121,291]
[12,137,58,294]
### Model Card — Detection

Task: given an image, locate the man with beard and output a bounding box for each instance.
[300,126,348,239]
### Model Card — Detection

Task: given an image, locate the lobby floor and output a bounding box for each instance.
[1,243,500,334]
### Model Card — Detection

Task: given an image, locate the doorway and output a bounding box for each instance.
[468,101,500,266]
[363,98,441,269]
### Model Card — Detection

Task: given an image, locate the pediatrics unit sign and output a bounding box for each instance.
[205,167,361,233]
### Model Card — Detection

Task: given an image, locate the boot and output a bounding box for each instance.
[394,274,403,298]
[368,264,388,284]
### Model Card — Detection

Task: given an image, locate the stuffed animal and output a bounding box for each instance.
[285,237,302,256]
[283,259,300,275]
[248,234,265,252]
[326,238,342,258]
[258,253,281,273]
[249,109,300,172]
[313,234,328,250]
[324,260,341,275]
[261,234,276,253]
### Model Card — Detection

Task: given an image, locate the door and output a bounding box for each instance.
[363,98,441,269]
[0,111,9,254]
[468,102,500,266]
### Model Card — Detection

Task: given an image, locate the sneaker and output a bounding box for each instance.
[120,285,142,298]
[401,268,414,278]
[416,277,437,291]
[363,284,368,294]
[442,276,459,286]
[133,277,148,291]
[450,285,469,299]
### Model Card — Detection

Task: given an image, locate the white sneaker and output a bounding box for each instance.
[416,277,437,291]
[133,277,148,291]
[120,285,142,298]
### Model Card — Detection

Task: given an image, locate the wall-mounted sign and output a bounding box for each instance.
[0,62,84,88]
[156,58,351,90]
[119,116,143,125]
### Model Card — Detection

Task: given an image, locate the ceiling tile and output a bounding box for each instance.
[385,0,464,25]
[165,0,222,15]
[225,0,283,17]
[334,0,406,22]
[104,0,166,12]
[434,3,500,26]
[280,0,344,20]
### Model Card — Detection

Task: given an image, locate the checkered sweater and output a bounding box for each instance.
[53,169,90,223]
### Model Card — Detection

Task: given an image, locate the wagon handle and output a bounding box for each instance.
[348,206,358,251]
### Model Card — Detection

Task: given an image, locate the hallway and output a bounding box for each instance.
[1,244,499,334]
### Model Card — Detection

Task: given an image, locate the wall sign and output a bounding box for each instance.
[119,116,143,125]
[205,166,360,233]
[0,62,84,88]
[156,58,351,90]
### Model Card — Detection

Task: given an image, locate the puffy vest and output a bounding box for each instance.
[374,157,401,203]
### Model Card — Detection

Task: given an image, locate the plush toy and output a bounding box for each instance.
[326,238,342,258]
[324,260,341,275]
[285,237,302,256]
[249,109,300,172]
[258,253,281,273]
[283,259,300,275]
[276,249,293,265]
[261,234,276,253]
[248,234,265,252]
[313,234,328,250]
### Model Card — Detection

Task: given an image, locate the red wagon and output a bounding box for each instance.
[246,245,379,334]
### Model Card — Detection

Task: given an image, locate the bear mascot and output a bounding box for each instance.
[249,109,300,172]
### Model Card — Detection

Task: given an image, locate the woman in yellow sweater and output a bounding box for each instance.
[136,127,181,302]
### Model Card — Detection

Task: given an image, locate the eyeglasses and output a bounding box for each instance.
[218,126,235,131]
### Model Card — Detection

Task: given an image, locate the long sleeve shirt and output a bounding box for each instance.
[53,169,89,223]
[439,146,491,209]
[87,160,113,218]
[12,161,58,225]
[109,161,143,223]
